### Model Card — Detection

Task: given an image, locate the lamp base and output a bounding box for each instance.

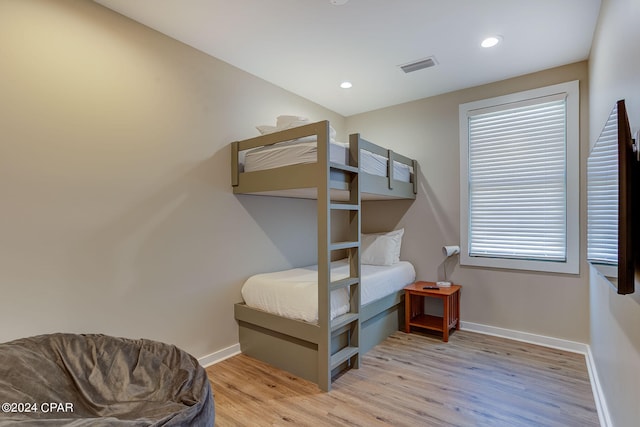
[436,281,452,287]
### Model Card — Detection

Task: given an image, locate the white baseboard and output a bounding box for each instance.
[461,321,610,427]
[584,347,612,427]
[460,321,588,354]
[198,343,240,368]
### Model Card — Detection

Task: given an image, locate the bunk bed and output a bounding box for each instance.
[231,119,418,391]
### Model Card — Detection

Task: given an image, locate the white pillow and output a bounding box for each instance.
[256,125,278,135]
[276,115,309,129]
[256,116,337,140]
[361,229,404,266]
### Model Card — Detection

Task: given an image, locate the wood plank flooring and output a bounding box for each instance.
[206,330,599,426]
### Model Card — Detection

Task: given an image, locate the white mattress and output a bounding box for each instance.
[242,139,411,182]
[241,259,416,323]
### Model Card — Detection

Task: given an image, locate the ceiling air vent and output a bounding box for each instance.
[399,56,438,74]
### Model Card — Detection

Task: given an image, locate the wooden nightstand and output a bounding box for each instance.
[404,282,461,342]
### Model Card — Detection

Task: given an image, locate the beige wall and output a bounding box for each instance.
[349,62,591,343]
[589,0,640,425]
[0,0,345,358]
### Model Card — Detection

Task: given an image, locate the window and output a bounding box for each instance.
[459,81,579,274]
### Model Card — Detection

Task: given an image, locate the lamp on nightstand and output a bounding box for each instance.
[438,245,460,287]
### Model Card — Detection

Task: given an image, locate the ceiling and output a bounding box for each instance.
[94,0,602,117]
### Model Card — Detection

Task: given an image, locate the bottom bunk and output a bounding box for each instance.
[234,259,415,390]
[235,290,404,386]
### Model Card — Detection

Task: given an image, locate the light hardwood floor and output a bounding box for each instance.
[206,330,599,426]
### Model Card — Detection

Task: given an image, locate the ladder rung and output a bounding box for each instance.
[330,203,359,211]
[330,162,359,174]
[330,346,359,370]
[330,277,359,291]
[331,312,359,332]
[330,241,359,251]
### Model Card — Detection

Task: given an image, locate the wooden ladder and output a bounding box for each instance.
[317,128,361,392]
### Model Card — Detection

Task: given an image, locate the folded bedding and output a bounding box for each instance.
[241,258,416,323]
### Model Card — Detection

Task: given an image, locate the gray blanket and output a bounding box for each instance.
[0,334,214,426]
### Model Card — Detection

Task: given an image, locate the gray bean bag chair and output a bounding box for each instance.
[0,334,214,426]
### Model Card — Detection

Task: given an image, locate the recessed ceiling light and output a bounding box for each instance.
[340,81,353,89]
[481,36,502,48]
[330,0,349,5]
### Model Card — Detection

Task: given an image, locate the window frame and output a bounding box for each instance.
[459,80,580,274]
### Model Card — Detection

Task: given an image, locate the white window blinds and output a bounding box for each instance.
[587,104,618,265]
[467,94,568,262]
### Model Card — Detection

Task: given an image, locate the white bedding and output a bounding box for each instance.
[241,259,416,323]
[242,139,412,182]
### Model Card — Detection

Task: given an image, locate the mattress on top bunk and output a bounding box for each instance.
[240,259,416,323]
[242,139,412,182]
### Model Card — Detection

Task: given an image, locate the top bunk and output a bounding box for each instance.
[231,119,418,200]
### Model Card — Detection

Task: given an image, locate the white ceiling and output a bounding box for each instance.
[94,0,601,117]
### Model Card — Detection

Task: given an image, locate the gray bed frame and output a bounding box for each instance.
[231,121,417,391]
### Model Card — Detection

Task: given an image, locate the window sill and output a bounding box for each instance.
[461,253,580,275]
